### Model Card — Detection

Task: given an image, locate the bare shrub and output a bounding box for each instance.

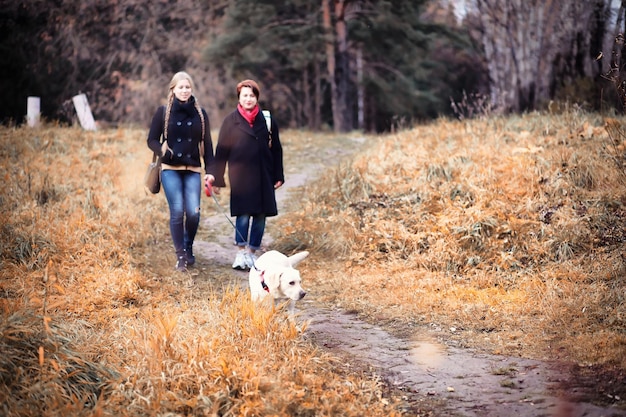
[450,90,495,120]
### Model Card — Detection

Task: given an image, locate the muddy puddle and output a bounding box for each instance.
[196,136,626,416]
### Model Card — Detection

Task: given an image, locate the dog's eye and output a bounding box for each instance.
[289,281,295,286]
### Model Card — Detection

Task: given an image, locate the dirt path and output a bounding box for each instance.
[195,136,626,417]
[301,306,625,417]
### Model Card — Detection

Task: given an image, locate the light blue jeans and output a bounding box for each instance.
[161,169,201,257]
[235,214,266,251]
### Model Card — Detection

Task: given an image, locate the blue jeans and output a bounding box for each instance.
[161,169,201,257]
[235,214,266,251]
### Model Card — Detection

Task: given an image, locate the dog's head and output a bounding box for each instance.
[264,266,306,301]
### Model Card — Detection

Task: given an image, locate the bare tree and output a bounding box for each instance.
[322,0,354,132]
[473,0,603,112]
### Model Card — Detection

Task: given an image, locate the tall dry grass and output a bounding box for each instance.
[0,126,404,416]
[3,110,625,414]
[274,110,626,369]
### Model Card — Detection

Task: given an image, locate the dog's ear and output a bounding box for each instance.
[264,270,283,291]
[288,251,309,267]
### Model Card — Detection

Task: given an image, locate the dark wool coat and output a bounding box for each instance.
[210,109,284,217]
[146,97,213,172]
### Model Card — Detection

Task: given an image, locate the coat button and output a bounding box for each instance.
[177,138,182,142]
[177,121,182,126]
[187,121,192,126]
[177,153,182,157]
[187,138,192,142]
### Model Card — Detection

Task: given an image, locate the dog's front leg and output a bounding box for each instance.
[287,300,296,317]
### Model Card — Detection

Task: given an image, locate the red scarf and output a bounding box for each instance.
[237,103,259,127]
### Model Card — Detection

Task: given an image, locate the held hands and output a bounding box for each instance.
[204,175,278,196]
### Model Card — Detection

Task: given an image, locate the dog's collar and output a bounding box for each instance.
[259,270,270,293]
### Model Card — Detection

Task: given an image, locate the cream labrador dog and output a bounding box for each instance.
[248,250,309,315]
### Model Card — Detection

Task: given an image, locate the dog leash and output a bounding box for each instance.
[205,180,264,282]
[204,181,243,239]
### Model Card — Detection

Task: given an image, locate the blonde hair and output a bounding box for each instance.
[163,71,205,141]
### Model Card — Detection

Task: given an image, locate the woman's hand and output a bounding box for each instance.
[205,174,220,195]
[160,142,170,157]
[274,181,283,190]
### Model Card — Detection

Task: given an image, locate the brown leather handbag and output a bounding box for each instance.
[144,152,161,194]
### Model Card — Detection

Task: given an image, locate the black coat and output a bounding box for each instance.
[210,109,284,217]
[146,97,213,172]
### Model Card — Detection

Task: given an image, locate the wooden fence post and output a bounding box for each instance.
[27,96,40,127]
[72,93,97,131]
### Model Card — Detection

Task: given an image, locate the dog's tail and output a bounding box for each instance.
[288,251,309,267]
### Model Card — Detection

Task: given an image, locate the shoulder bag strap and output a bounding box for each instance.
[262,110,272,149]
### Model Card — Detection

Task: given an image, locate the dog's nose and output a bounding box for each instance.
[299,291,306,300]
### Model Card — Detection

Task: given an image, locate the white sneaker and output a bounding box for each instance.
[232,251,248,270]
[244,252,257,269]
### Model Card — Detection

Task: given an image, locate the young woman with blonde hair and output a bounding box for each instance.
[147,71,214,271]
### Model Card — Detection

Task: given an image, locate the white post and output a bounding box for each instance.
[72,93,97,131]
[27,96,41,127]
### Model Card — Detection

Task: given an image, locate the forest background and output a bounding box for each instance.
[0,0,623,132]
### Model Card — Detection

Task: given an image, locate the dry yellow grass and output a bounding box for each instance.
[0,126,404,416]
[2,109,625,415]
[274,111,626,374]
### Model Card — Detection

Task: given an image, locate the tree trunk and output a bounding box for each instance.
[322,0,353,132]
[314,61,322,130]
[322,0,339,130]
[334,0,352,132]
[609,0,626,74]
[356,46,364,130]
[303,67,311,129]
[476,0,600,112]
